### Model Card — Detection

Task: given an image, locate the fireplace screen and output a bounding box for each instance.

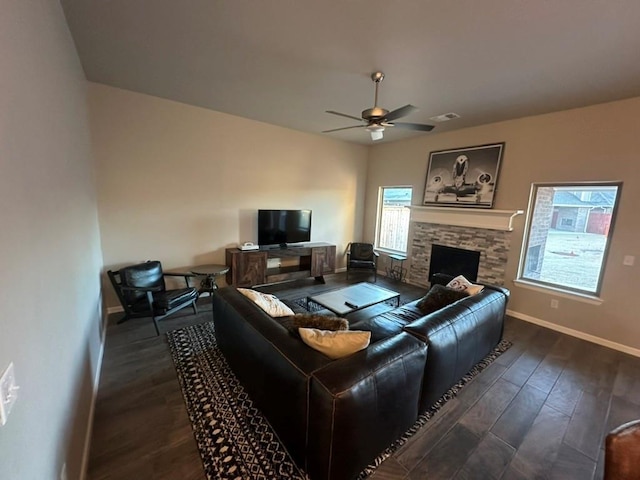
[428,244,481,283]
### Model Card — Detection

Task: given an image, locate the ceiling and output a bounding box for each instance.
[60,0,640,145]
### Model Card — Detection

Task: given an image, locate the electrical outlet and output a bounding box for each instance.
[623,255,635,266]
[0,362,19,426]
[550,299,559,309]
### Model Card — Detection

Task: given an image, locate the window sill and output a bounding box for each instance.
[375,247,408,256]
[512,279,603,305]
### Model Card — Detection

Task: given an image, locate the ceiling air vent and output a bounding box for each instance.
[429,112,461,122]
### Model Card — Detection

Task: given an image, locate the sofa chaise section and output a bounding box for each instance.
[307,332,427,480]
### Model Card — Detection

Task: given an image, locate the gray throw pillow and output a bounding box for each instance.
[416,284,469,314]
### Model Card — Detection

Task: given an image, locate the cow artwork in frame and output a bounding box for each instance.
[422,143,505,208]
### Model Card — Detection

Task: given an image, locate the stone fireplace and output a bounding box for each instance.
[407,206,523,288]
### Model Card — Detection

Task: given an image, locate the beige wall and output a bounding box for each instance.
[89,84,369,308]
[92,83,640,351]
[0,1,104,480]
[366,97,640,352]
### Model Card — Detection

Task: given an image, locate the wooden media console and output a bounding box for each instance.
[225,242,336,287]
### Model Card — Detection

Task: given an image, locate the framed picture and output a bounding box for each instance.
[423,142,505,208]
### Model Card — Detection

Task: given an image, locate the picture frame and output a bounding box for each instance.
[422,142,505,208]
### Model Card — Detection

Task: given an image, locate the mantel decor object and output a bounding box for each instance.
[423,142,505,208]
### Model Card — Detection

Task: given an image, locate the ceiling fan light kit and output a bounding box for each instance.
[323,71,435,141]
[370,130,384,141]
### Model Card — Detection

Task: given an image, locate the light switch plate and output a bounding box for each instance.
[623,255,635,266]
[0,362,18,426]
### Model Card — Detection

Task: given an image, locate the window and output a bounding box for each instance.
[375,187,412,254]
[518,182,622,296]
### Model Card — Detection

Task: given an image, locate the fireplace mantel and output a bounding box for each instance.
[408,206,524,231]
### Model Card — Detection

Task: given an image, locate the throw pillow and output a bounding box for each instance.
[298,328,371,360]
[416,284,469,315]
[446,275,485,295]
[237,288,294,317]
[293,314,349,331]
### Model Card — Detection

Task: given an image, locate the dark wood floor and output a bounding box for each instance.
[87,273,640,480]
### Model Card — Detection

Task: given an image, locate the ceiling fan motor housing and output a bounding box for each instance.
[362,107,389,120]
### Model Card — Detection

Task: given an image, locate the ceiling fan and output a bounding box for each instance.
[323,71,435,141]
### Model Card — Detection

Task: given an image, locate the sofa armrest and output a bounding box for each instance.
[307,333,427,480]
[484,283,511,298]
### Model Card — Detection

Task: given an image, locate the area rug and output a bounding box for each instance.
[168,321,511,480]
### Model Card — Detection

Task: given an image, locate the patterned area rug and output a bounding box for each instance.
[168,321,511,480]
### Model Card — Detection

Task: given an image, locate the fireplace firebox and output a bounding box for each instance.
[428,244,480,283]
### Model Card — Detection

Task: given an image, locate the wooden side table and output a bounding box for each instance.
[190,264,230,295]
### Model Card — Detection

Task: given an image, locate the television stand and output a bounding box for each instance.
[225,242,336,287]
[262,243,304,250]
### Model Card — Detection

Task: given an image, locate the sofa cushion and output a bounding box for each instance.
[299,328,371,359]
[238,288,294,317]
[349,316,404,344]
[350,303,425,343]
[446,275,485,295]
[416,284,469,314]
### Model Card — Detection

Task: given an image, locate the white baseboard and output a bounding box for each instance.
[106,305,123,315]
[80,311,108,480]
[507,309,640,358]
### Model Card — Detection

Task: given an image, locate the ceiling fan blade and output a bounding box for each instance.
[322,125,367,133]
[384,104,418,122]
[391,122,435,132]
[325,110,365,122]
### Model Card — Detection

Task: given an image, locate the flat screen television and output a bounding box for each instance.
[258,209,312,247]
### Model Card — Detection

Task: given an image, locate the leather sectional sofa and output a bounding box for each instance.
[212,276,509,480]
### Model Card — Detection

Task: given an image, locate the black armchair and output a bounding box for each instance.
[108,261,199,335]
[346,242,379,282]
